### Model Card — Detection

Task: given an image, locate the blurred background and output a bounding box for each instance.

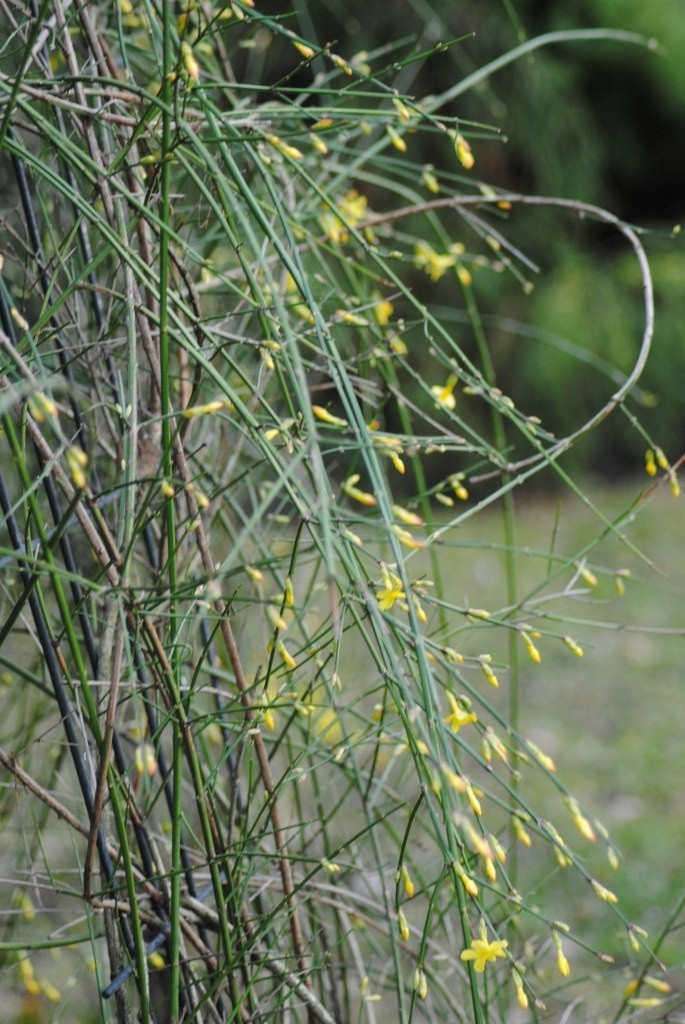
[256,0,685,479]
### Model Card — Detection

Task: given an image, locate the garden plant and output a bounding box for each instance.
[0,1,682,1022]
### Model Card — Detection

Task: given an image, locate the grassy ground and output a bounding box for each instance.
[451,472,685,971]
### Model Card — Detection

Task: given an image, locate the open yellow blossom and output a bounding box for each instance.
[461,923,508,972]
[443,692,477,734]
[320,189,370,244]
[376,565,405,610]
[431,374,458,411]
[414,240,456,281]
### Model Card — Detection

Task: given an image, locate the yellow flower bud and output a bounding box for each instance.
[561,635,584,657]
[453,132,475,170]
[591,878,618,903]
[386,125,407,152]
[397,908,410,941]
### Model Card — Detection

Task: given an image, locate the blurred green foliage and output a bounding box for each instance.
[263,0,685,477]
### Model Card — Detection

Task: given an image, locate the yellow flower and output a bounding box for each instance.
[320,189,370,244]
[398,908,410,941]
[654,445,669,470]
[341,473,377,506]
[373,293,394,325]
[461,927,508,972]
[28,391,58,423]
[309,132,329,155]
[421,165,440,194]
[553,932,571,977]
[264,133,303,161]
[414,240,456,281]
[453,860,479,897]
[65,446,89,490]
[669,470,680,498]
[386,125,407,152]
[376,565,405,610]
[453,132,475,170]
[413,967,428,1000]
[400,864,415,898]
[330,52,352,75]
[566,795,596,842]
[591,879,618,904]
[276,641,296,671]
[456,264,472,287]
[512,969,528,1009]
[181,41,200,82]
[443,693,477,734]
[391,524,425,550]
[478,656,499,688]
[339,189,369,221]
[337,309,369,326]
[392,504,423,527]
[431,374,458,411]
[512,816,532,847]
[293,40,315,59]
[393,97,412,122]
[520,628,541,664]
[312,405,348,428]
[449,473,469,500]
[561,635,583,657]
[577,562,598,587]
